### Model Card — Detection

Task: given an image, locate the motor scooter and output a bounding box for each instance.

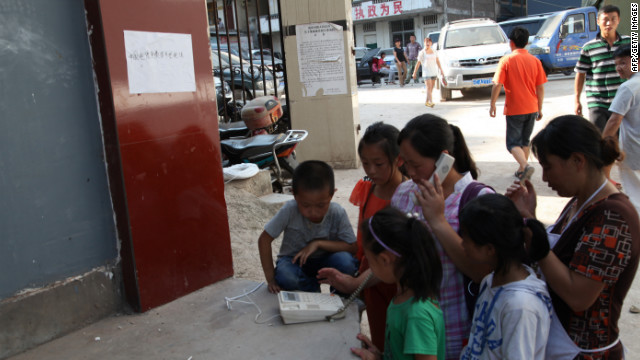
[220,130,308,191]
[219,97,306,191]
[218,96,289,140]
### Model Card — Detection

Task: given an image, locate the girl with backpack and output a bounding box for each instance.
[391,114,494,360]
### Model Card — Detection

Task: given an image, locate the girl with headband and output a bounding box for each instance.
[351,207,445,360]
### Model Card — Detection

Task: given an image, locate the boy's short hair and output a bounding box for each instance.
[292,160,335,195]
[509,27,529,49]
[614,44,631,59]
[598,5,620,17]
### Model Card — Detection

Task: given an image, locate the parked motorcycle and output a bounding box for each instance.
[219,96,306,192]
[218,96,290,140]
[220,130,308,191]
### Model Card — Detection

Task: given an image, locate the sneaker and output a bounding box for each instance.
[515,165,535,182]
[630,305,640,314]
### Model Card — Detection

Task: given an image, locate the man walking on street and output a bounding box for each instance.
[490,27,546,181]
[406,35,422,85]
[575,5,630,132]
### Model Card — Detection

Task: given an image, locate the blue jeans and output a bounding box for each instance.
[274,252,358,292]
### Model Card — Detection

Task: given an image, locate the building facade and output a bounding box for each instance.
[351,0,499,48]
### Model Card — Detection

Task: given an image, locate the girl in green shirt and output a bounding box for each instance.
[351,207,445,360]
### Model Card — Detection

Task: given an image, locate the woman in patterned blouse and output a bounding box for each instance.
[507,115,640,359]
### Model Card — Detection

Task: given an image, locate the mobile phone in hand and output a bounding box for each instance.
[429,153,455,185]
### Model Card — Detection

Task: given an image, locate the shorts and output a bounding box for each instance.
[423,76,436,80]
[506,112,537,151]
[588,106,612,132]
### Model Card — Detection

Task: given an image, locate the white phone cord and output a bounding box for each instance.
[224,282,280,324]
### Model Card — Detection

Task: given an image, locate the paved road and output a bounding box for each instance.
[334,74,640,356]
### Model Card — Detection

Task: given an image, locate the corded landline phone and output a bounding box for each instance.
[278,272,374,324]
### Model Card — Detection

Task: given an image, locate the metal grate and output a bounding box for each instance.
[423,14,437,25]
[363,22,376,32]
[459,56,503,67]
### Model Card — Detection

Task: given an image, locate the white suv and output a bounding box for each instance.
[437,18,511,101]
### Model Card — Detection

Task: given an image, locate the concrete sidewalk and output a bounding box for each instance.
[8,278,361,360]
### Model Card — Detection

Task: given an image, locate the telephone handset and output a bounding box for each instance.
[408,153,455,208]
[429,152,455,185]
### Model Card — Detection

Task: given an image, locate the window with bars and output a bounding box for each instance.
[363,22,376,32]
[390,19,414,32]
[423,14,437,25]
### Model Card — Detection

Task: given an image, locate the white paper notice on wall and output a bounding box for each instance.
[124,30,196,94]
[296,23,347,97]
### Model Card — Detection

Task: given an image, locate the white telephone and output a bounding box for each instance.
[429,152,455,185]
[277,291,344,324]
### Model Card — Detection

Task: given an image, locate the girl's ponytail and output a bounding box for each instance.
[406,217,441,300]
[449,124,478,179]
[523,217,550,262]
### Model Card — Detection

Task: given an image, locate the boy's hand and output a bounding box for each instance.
[351,333,381,360]
[266,279,281,294]
[292,241,319,266]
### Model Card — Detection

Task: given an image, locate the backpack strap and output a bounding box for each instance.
[457,181,494,318]
[458,181,494,220]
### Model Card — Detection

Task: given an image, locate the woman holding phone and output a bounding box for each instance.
[391,114,494,360]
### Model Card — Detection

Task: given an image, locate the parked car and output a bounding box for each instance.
[499,12,552,47]
[436,18,511,101]
[427,31,440,49]
[354,46,370,65]
[527,6,598,75]
[212,50,278,99]
[214,42,284,75]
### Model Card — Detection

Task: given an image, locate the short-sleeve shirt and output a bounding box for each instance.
[417,50,438,77]
[574,32,631,109]
[384,297,446,360]
[349,179,391,262]
[264,200,356,258]
[394,46,407,63]
[609,73,640,169]
[550,194,640,359]
[460,267,552,360]
[493,48,547,116]
[391,172,494,360]
[406,42,422,60]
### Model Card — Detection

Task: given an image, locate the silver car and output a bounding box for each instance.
[437,19,511,100]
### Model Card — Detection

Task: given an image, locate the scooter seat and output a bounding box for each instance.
[220,133,285,158]
[218,121,248,139]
